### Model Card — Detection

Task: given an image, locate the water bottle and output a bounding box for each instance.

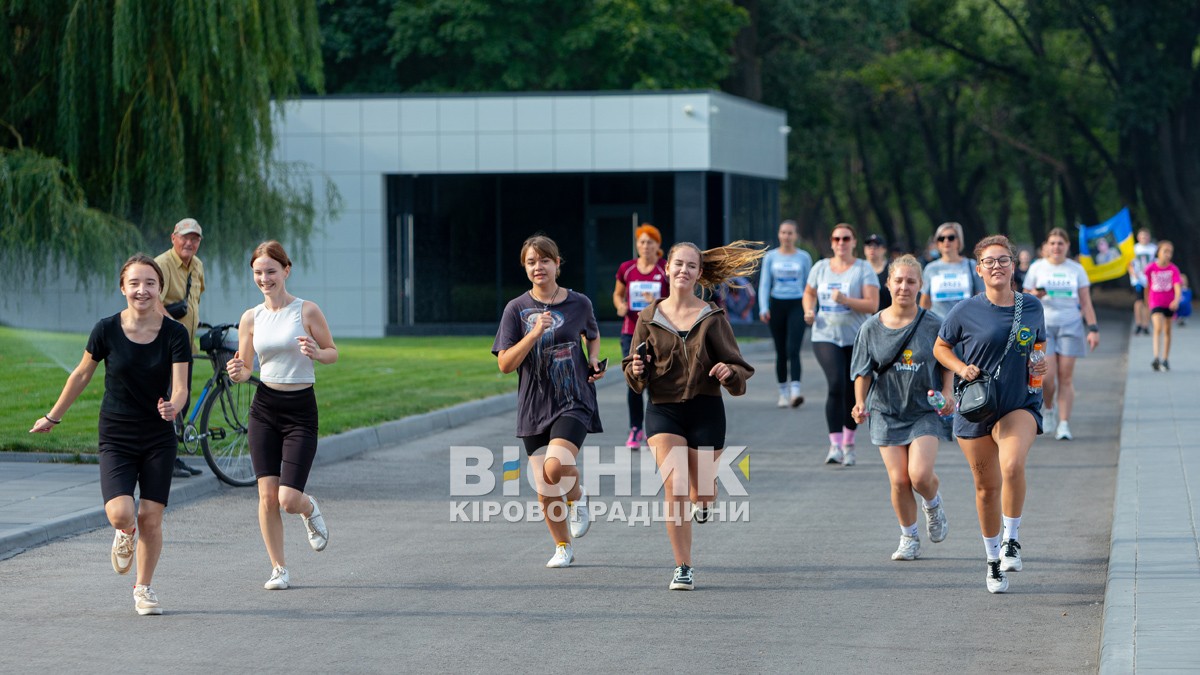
[1028,343,1046,393]
[927,389,949,412]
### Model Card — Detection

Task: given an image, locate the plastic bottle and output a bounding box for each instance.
[1028,343,1046,393]
[927,389,950,412]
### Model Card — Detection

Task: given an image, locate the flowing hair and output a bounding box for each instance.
[668,240,767,291]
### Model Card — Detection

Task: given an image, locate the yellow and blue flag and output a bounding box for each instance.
[1078,207,1133,283]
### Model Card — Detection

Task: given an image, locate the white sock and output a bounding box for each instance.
[984,534,1002,561]
[779,383,789,395]
[1003,515,1021,542]
[901,522,919,537]
[790,381,801,395]
[922,493,941,509]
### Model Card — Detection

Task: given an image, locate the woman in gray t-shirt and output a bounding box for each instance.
[920,221,983,318]
[851,255,953,562]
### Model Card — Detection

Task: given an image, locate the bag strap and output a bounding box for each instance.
[875,309,927,376]
[182,271,192,303]
[994,292,1023,377]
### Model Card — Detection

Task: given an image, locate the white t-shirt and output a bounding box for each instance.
[806,258,879,346]
[1023,258,1090,326]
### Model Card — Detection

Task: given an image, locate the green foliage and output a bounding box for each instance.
[0,0,332,281]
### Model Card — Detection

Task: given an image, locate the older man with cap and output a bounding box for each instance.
[156,218,206,477]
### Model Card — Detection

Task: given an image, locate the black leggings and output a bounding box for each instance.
[768,297,806,383]
[812,342,856,433]
[248,385,320,491]
[620,333,647,430]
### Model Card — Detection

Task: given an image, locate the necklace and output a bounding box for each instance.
[531,284,560,311]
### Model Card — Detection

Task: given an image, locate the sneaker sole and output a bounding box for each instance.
[1000,560,1022,572]
[790,397,804,408]
[264,582,289,590]
[135,606,163,616]
[668,582,694,590]
[891,553,918,561]
[987,581,1009,594]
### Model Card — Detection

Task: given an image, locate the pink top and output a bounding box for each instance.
[616,258,669,335]
[1145,261,1181,309]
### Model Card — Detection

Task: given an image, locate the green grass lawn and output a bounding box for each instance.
[0,326,624,454]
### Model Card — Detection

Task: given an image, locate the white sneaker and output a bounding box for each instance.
[1000,539,1023,572]
[546,543,574,568]
[842,447,857,467]
[302,496,328,551]
[264,565,289,590]
[133,585,162,615]
[568,494,591,539]
[825,445,844,465]
[111,529,135,575]
[691,502,711,524]
[924,500,949,543]
[986,559,1008,593]
[777,394,790,408]
[669,564,694,590]
[1055,420,1073,441]
[891,534,920,560]
[789,383,804,407]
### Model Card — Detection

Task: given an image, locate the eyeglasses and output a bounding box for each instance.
[937,234,957,242]
[831,236,853,243]
[979,256,1014,269]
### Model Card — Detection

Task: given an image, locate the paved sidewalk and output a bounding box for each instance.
[1101,320,1200,672]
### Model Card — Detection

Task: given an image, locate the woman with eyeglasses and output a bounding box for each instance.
[1022,228,1099,441]
[934,235,1047,593]
[803,223,880,466]
[921,222,983,318]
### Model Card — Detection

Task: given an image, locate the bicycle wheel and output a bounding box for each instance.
[199,374,260,487]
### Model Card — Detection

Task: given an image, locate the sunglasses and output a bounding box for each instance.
[831,236,853,243]
[937,234,957,242]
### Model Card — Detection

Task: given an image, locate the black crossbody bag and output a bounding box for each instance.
[164,272,192,319]
[955,293,1023,423]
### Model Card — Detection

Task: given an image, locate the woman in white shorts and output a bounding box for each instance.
[1022,228,1099,440]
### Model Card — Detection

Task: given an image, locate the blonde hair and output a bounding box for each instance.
[888,254,923,288]
[667,240,766,291]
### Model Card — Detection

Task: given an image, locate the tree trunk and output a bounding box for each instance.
[721,0,761,101]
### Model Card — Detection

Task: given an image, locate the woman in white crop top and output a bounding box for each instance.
[227,240,338,591]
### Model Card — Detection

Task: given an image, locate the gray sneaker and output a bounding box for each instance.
[133,585,162,615]
[924,500,948,543]
[302,496,328,552]
[825,445,844,465]
[891,534,920,561]
[842,447,857,467]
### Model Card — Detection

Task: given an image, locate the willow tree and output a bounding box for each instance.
[0,0,328,281]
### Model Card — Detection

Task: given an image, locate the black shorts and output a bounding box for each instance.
[520,415,589,456]
[1151,307,1176,318]
[97,414,177,506]
[248,385,320,491]
[645,395,726,449]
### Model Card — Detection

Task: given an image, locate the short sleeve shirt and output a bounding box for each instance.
[616,259,669,335]
[1023,259,1090,326]
[155,248,205,345]
[806,258,880,346]
[1145,262,1182,310]
[922,258,983,318]
[939,293,1046,437]
[492,290,603,437]
[86,313,193,422]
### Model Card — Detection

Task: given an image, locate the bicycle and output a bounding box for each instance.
[176,322,260,487]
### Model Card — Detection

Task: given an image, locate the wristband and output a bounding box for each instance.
[44,414,61,425]
[1087,324,1099,333]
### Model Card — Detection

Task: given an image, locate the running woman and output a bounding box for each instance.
[494,234,604,569]
[1022,228,1100,440]
[934,235,1047,593]
[920,221,983,318]
[226,241,337,591]
[30,254,191,615]
[623,241,762,591]
[851,255,953,561]
[803,223,880,466]
[1145,240,1182,371]
[758,219,813,408]
[613,223,669,448]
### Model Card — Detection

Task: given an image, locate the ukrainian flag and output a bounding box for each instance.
[1078,207,1134,283]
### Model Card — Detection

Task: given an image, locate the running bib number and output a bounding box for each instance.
[930,272,970,302]
[1041,271,1078,300]
[818,281,850,320]
[774,260,802,284]
[628,280,662,312]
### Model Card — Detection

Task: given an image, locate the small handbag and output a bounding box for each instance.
[164,272,192,319]
[955,293,1023,424]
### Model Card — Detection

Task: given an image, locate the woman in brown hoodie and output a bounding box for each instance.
[623,241,763,591]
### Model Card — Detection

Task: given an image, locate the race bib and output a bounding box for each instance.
[774,260,801,284]
[1042,271,1078,300]
[930,272,970,302]
[628,280,661,312]
[818,282,850,318]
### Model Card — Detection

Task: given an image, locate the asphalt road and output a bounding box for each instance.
[0,317,1126,673]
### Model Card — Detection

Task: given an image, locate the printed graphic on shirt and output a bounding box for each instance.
[1150,269,1176,293]
[521,308,581,405]
[1017,325,1034,349]
[628,279,663,312]
[894,349,922,372]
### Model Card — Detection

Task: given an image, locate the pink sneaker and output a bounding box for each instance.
[636,428,647,446]
[626,427,640,448]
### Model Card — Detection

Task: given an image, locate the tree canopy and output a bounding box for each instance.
[1,0,331,281]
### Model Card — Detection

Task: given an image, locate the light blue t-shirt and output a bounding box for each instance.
[758,248,813,316]
[806,258,880,346]
[922,258,983,318]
